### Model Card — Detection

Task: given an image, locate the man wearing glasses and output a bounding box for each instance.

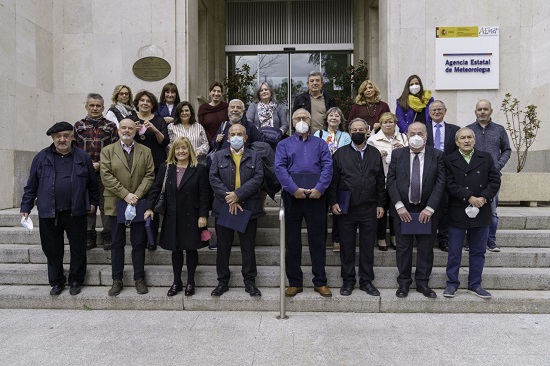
[275,108,333,297]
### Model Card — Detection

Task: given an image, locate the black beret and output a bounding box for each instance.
[46,122,74,136]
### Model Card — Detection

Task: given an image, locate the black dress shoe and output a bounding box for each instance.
[377,243,388,251]
[396,285,409,298]
[245,283,262,297]
[359,281,380,296]
[438,241,449,252]
[340,284,353,296]
[416,285,437,298]
[69,282,81,296]
[184,283,195,296]
[147,243,157,251]
[211,284,229,297]
[167,282,183,297]
[50,284,65,296]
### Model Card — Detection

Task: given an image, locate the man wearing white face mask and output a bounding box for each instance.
[212,99,263,151]
[209,123,265,297]
[443,127,501,299]
[387,122,445,299]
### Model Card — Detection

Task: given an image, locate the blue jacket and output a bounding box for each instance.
[20,144,99,218]
[157,102,176,119]
[395,97,434,133]
[209,148,265,220]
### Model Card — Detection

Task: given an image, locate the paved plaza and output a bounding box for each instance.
[1,309,549,365]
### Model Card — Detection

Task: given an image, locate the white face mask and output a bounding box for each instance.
[465,205,480,218]
[295,121,309,134]
[409,85,421,94]
[408,135,425,149]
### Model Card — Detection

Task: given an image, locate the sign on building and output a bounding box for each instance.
[435,26,499,90]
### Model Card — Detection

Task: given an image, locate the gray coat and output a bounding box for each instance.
[246,102,289,134]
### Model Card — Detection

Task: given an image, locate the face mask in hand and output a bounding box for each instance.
[408,135,425,149]
[465,204,480,218]
[409,85,421,95]
[230,135,244,150]
[295,121,309,134]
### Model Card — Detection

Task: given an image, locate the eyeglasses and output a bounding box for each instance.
[293,117,310,122]
[430,108,445,112]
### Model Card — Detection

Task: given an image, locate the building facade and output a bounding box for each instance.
[1,0,549,209]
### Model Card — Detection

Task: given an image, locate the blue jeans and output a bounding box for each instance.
[446,225,489,289]
[488,191,499,244]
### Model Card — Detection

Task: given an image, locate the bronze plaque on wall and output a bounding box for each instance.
[132,57,171,82]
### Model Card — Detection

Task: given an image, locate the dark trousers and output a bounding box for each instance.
[109,216,146,280]
[282,191,327,287]
[393,214,437,287]
[331,214,340,243]
[447,225,489,289]
[436,193,449,244]
[215,218,258,286]
[172,250,198,285]
[86,173,110,237]
[338,204,377,286]
[377,192,395,240]
[39,212,87,286]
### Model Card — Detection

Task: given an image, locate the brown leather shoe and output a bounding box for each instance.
[135,278,148,294]
[285,286,303,297]
[108,280,123,297]
[314,286,332,297]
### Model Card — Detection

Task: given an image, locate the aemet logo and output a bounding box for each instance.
[478,27,498,36]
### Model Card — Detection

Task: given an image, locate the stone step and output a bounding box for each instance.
[4,206,550,230]
[1,264,549,290]
[1,226,550,248]
[2,244,550,268]
[0,285,549,313]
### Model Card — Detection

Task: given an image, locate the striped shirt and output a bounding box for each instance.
[167,122,209,155]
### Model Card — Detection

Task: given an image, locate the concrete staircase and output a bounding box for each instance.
[0,204,549,313]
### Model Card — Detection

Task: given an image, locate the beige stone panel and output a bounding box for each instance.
[152,31,176,75]
[530,83,550,151]
[0,149,15,209]
[520,0,534,27]
[15,83,38,151]
[35,90,55,141]
[424,0,463,29]
[16,15,37,88]
[91,0,121,34]
[0,0,15,12]
[399,0,425,29]
[55,93,88,124]
[0,77,16,150]
[62,0,91,34]
[52,0,63,34]
[519,26,532,91]
[121,1,152,34]
[120,32,153,89]
[394,28,427,94]
[35,0,54,32]
[531,20,550,88]
[35,26,53,93]
[62,33,93,93]
[15,0,35,23]
[152,0,176,33]
[92,33,123,91]
[499,27,521,93]
[52,34,64,93]
[532,0,550,25]
[0,5,16,79]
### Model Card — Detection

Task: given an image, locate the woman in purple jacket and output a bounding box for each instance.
[395,74,433,133]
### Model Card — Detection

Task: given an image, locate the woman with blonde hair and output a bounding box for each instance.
[145,137,210,296]
[105,84,136,126]
[348,79,390,132]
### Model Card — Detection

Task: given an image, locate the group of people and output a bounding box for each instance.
[20,71,511,301]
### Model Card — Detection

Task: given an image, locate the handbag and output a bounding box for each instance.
[153,165,169,215]
[260,126,283,147]
[206,121,228,169]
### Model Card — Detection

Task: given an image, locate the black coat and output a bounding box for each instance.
[146,162,210,251]
[327,144,386,208]
[444,149,501,228]
[291,90,337,114]
[386,146,446,219]
[426,121,460,156]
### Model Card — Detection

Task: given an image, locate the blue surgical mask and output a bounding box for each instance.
[230,135,244,150]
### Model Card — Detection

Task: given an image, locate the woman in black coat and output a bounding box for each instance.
[145,137,210,296]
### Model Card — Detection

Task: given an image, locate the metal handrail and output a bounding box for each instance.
[277,199,288,320]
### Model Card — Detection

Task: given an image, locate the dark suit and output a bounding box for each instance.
[386,146,445,288]
[426,121,460,245]
[444,149,501,289]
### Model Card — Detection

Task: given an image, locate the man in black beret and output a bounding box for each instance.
[20,122,99,296]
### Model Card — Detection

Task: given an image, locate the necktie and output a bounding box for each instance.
[435,124,442,151]
[411,153,421,204]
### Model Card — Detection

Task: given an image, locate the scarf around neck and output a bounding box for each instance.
[115,102,135,118]
[258,101,276,128]
[408,90,432,112]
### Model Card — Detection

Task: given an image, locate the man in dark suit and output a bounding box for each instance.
[426,100,460,252]
[443,127,501,299]
[387,122,446,298]
[328,118,386,297]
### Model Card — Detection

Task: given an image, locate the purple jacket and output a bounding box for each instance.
[395,97,434,133]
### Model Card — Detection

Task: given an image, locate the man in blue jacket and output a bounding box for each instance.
[20,122,99,296]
